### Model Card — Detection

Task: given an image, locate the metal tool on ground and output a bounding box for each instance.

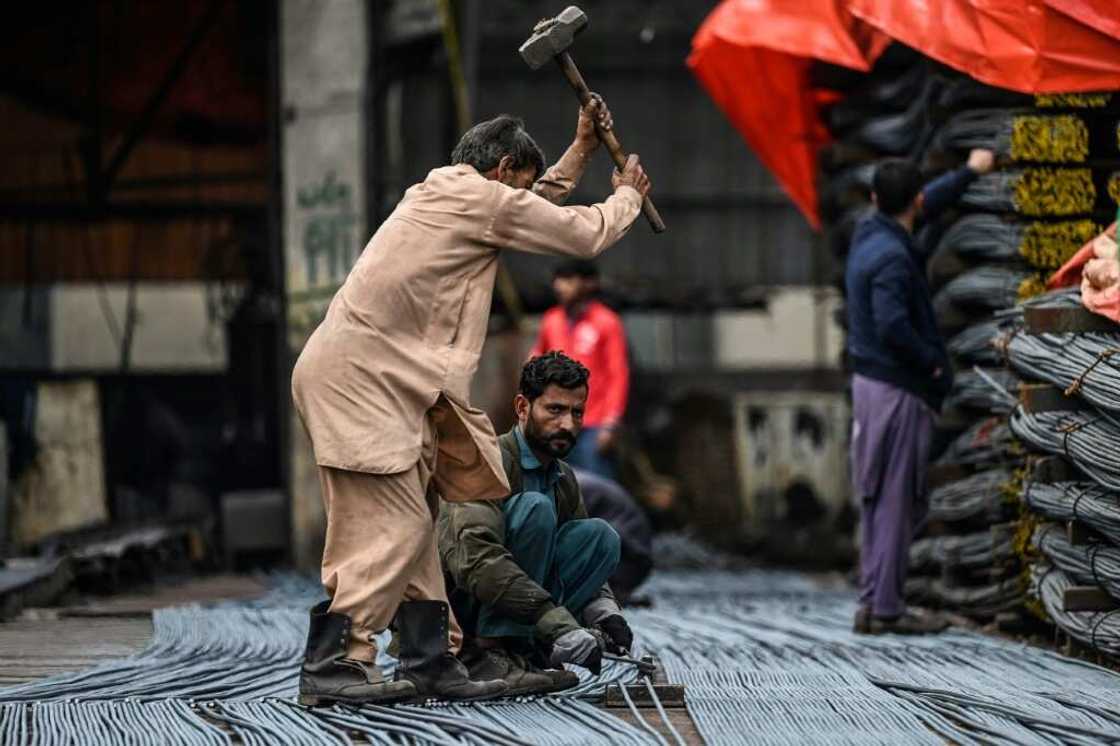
[519,6,666,234]
[602,652,657,676]
[602,654,686,709]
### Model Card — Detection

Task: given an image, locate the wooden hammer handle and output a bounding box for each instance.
[555,53,666,234]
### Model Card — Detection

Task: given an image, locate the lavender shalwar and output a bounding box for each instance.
[851,373,934,618]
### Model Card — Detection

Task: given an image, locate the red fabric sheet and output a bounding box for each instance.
[846,0,1120,93]
[1046,0,1120,42]
[688,0,889,228]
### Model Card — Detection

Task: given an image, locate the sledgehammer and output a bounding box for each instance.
[519,6,666,234]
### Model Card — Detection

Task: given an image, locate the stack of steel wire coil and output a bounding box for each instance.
[823,60,1120,624]
[996,287,1120,661]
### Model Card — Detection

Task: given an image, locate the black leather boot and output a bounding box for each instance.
[394,600,508,701]
[298,601,416,706]
[460,644,578,697]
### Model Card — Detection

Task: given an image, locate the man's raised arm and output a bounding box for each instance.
[533,94,612,205]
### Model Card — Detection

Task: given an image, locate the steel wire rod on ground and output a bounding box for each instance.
[6,552,1120,743]
[927,468,1014,524]
[1031,523,1120,603]
[1023,481,1120,546]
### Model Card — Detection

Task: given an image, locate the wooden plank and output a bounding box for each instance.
[1020,383,1090,414]
[1063,586,1119,612]
[1025,306,1120,334]
[1067,520,1099,546]
[607,708,703,745]
[604,683,686,709]
[1030,456,1080,484]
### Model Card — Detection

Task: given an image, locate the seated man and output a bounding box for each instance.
[437,352,634,696]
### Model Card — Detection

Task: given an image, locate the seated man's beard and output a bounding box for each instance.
[525,422,577,459]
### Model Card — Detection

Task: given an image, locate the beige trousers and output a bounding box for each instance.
[318,407,463,662]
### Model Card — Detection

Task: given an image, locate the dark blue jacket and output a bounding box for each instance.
[845,167,977,408]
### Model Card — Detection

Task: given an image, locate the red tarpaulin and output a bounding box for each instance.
[847,0,1120,93]
[1046,0,1120,41]
[692,0,1120,229]
[687,0,890,228]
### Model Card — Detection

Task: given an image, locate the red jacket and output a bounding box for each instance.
[530,300,629,428]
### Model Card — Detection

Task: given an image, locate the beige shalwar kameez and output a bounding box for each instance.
[292,151,641,661]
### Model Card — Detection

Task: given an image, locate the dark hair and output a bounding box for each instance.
[553,260,599,280]
[872,158,923,217]
[519,351,590,401]
[450,115,545,178]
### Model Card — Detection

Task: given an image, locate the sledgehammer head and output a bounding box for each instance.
[519,6,588,70]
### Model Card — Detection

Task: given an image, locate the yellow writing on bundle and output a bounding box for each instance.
[1109,172,1120,207]
[1012,168,1095,216]
[1034,93,1111,109]
[1010,115,1087,163]
[1019,220,1099,269]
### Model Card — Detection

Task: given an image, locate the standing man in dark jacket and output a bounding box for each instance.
[846,149,994,635]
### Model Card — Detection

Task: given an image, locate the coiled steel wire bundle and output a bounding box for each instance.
[1031,523,1120,603]
[927,469,1014,524]
[959,168,1098,217]
[944,368,1019,413]
[933,266,1032,318]
[904,576,1025,618]
[931,109,1090,164]
[947,320,1004,366]
[909,530,1015,573]
[1009,407,1120,491]
[1023,481,1120,546]
[1031,564,1120,658]
[935,416,1019,468]
[935,214,1100,270]
[1004,330,1120,413]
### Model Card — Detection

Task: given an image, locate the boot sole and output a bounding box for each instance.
[298,690,415,707]
[401,686,510,704]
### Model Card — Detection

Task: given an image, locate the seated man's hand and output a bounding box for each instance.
[549,628,603,675]
[594,614,634,655]
[967,148,996,175]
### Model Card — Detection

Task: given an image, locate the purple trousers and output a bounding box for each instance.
[851,374,933,618]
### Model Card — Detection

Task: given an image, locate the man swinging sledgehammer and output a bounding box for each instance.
[292,99,650,706]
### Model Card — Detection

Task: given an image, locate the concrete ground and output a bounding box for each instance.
[0,575,265,686]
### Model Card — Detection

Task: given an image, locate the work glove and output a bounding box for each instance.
[582,598,632,654]
[594,614,634,655]
[548,628,603,675]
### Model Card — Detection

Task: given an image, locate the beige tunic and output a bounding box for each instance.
[292,158,642,503]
